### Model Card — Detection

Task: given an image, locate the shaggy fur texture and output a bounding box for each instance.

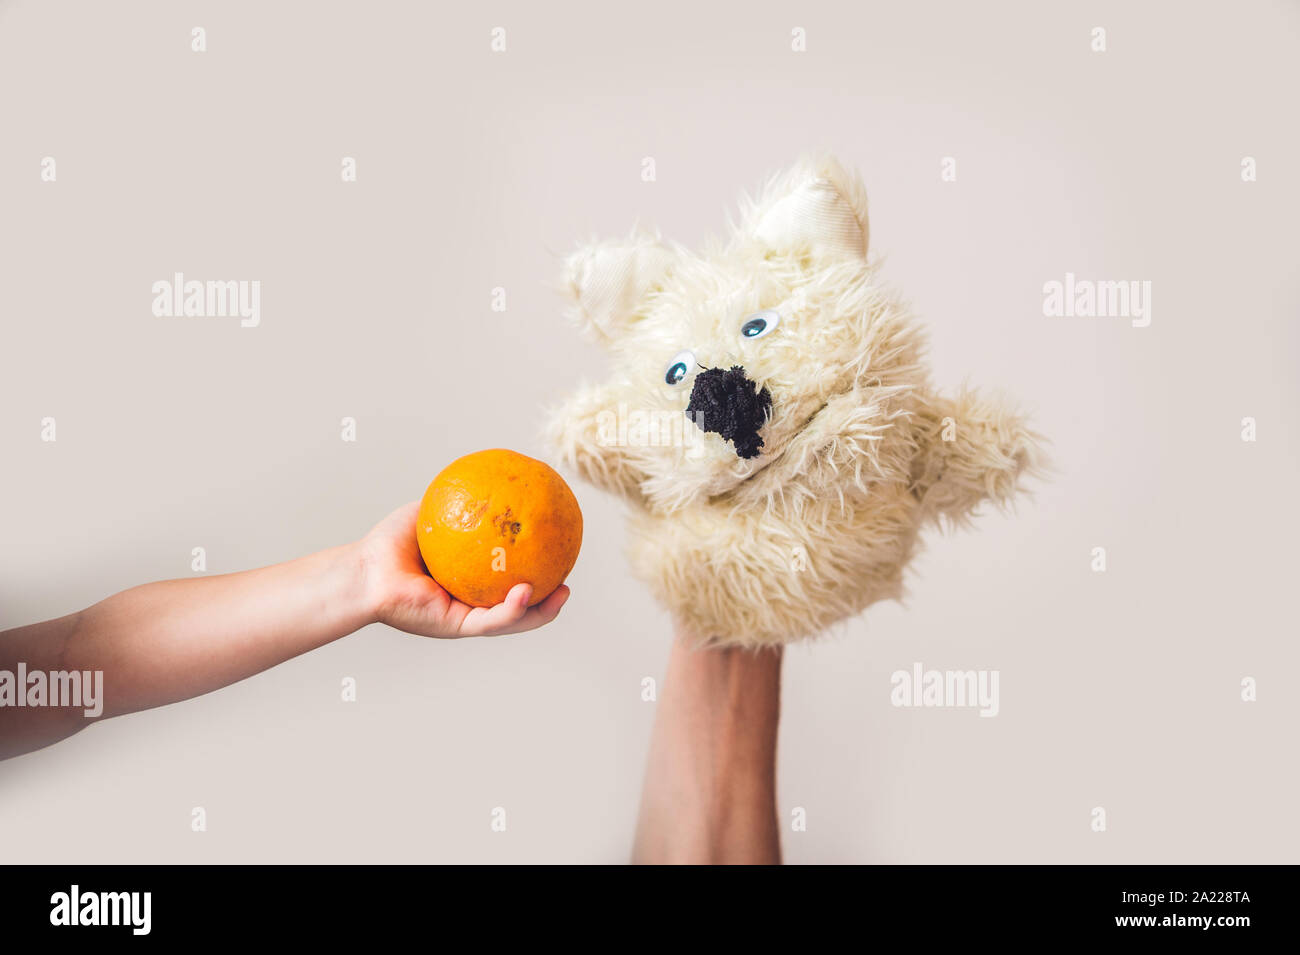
[547,156,1043,648]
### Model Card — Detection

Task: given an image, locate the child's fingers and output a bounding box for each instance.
[458,583,570,637]
[537,584,570,617]
[456,583,533,636]
[504,585,570,635]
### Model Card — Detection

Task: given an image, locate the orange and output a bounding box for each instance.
[416,449,583,608]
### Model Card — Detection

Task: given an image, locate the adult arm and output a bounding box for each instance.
[632,631,783,864]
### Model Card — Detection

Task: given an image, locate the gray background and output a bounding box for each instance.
[1,0,1296,862]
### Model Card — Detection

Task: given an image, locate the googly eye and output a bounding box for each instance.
[664,349,696,385]
[740,309,781,340]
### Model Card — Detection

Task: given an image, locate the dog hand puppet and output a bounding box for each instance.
[548,156,1042,648]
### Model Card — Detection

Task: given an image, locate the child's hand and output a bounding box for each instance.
[1,499,571,758]
[358,502,571,639]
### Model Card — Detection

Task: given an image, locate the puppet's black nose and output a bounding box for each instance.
[685,365,772,459]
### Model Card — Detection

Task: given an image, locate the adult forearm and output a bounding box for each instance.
[633,632,783,865]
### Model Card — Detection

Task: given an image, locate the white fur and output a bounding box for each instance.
[547,156,1044,648]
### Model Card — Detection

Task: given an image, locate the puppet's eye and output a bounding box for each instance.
[740,309,781,340]
[664,350,695,385]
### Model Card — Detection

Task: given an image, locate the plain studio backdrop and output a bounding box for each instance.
[1,0,1297,864]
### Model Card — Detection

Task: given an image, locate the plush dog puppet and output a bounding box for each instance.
[549,156,1042,648]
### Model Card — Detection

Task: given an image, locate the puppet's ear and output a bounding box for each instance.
[560,231,677,346]
[737,155,869,263]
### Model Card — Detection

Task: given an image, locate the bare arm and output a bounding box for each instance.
[632,631,783,864]
[0,502,569,760]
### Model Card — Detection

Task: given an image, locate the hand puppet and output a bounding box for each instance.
[548,156,1042,648]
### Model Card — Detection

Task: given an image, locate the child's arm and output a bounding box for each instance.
[0,502,569,760]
